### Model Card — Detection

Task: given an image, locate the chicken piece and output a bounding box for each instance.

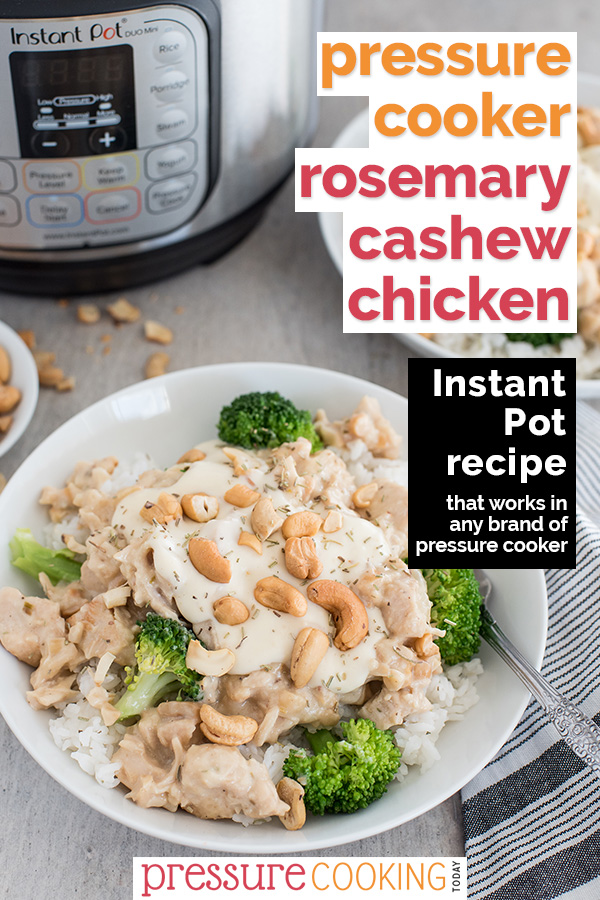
[315,397,401,460]
[81,526,126,595]
[67,596,136,667]
[578,258,600,310]
[27,675,80,711]
[39,457,118,524]
[114,535,180,620]
[356,567,430,640]
[179,744,288,821]
[579,302,600,344]
[27,637,83,710]
[0,587,65,666]
[38,573,88,617]
[113,702,203,811]
[214,664,339,743]
[270,440,354,507]
[360,668,433,729]
[362,481,408,557]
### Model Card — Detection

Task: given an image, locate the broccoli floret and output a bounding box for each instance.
[283,719,401,815]
[422,568,482,665]
[217,391,323,452]
[115,612,202,720]
[10,528,82,585]
[505,333,571,348]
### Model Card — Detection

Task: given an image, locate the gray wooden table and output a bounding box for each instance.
[0,2,596,898]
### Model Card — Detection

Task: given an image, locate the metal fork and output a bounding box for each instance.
[475,569,600,775]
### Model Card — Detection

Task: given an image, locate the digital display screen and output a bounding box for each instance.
[10,45,136,158]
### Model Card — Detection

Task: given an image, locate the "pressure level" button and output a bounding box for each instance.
[24,161,80,194]
[153,30,187,64]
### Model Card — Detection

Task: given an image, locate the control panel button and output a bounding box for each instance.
[31,131,71,158]
[156,109,191,142]
[84,155,138,189]
[0,161,16,194]
[24,161,80,194]
[145,141,196,181]
[89,127,128,155]
[86,189,141,223]
[153,30,188,64]
[0,196,20,227]
[147,174,197,213]
[27,194,83,227]
[150,69,191,104]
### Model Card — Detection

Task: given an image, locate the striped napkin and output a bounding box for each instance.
[461,401,600,900]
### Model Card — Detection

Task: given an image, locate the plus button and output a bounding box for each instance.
[99,131,116,149]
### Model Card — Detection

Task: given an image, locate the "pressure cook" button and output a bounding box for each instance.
[150,70,191,104]
[24,161,80,194]
[84,155,138,189]
[86,189,140,222]
[147,173,196,213]
[153,30,188,64]
[145,141,196,181]
[0,196,20,226]
[27,194,83,227]
[156,109,191,142]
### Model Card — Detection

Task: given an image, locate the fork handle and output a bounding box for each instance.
[481,610,600,775]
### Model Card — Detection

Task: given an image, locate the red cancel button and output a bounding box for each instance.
[85,187,141,223]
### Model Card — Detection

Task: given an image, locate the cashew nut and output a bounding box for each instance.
[0,385,21,414]
[307,580,369,650]
[186,640,236,676]
[199,704,258,745]
[282,510,322,539]
[413,633,439,659]
[251,496,284,541]
[352,482,378,509]
[290,627,329,687]
[0,346,10,384]
[284,537,323,580]
[222,446,257,476]
[213,596,249,625]
[177,448,206,464]
[188,537,232,583]
[238,531,263,554]
[140,492,182,525]
[254,576,307,617]
[322,510,343,533]
[224,483,260,507]
[181,492,219,523]
[277,777,306,831]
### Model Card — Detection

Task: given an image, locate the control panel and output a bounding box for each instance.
[0,6,213,249]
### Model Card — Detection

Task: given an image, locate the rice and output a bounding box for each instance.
[432,332,600,380]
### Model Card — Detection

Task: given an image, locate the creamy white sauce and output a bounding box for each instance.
[112,440,397,694]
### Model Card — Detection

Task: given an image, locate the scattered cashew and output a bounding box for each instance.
[199,704,258,745]
[181,492,219,523]
[77,303,100,324]
[238,531,262,554]
[0,385,21,414]
[277,778,306,831]
[251,496,284,541]
[144,320,173,345]
[352,482,378,509]
[284,537,323,580]
[290,627,329,688]
[413,633,439,659]
[213,596,249,625]
[186,640,236,676]
[188,538,232,583]
[0,346,10,383]
[282,510,322,538]
[145,351,170,379]
[254,576,307,617]
[139,492,182,525]
[224,483,260,507]
[322,510,343,533]
[107,297,140,323]
[307,580,369,650]
[178,448,206,464]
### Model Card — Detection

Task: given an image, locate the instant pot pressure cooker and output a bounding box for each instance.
[0,1,322,294]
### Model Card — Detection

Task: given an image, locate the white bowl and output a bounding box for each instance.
[0,362,547,850]
[0,320,38,457]
[318,80,598,397]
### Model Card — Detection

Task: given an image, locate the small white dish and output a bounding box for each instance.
[0,362,547,850]
[318,81,598,397]
[0,320,39,458]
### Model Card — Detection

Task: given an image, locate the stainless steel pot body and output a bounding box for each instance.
[0,0,322,292]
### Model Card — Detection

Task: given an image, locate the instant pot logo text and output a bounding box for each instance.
[10,21,158,46]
